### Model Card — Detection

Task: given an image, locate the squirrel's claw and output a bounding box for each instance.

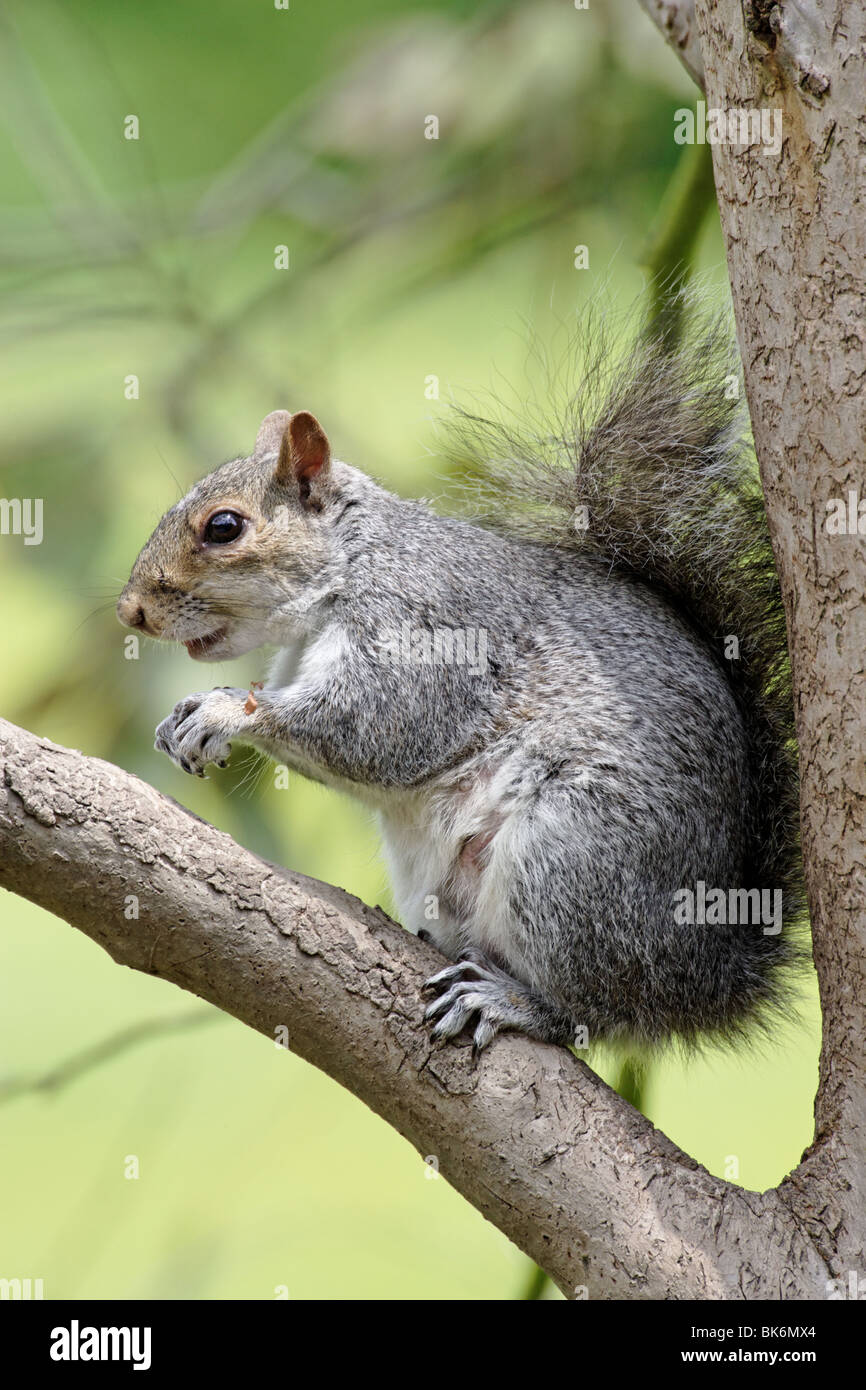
[423,947,563,1052]
[422,949,490,994]
[423,962,518,1052]
[154,688,245,777]
[425,982,504,1047]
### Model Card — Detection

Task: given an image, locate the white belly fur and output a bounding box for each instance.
[377,749,540,972]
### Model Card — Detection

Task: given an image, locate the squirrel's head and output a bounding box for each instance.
[117,410,337,661]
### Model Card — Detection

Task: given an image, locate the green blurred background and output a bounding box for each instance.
[0,0,818,1299]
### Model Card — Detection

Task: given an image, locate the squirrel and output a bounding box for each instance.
[117,303,805,1055]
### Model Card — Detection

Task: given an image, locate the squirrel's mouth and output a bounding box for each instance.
[183,626,227,659]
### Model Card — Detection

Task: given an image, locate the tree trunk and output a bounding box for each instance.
[694,0,866,1275]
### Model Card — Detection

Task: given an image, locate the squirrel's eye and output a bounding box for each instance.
[203,511,245,544]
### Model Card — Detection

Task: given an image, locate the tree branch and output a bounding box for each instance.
[0,1008,219,1103]
[0,717,833,1297]
[637,1,705,90]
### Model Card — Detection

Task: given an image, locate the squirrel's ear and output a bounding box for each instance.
[275,411,331,491]
[253,410,293,462]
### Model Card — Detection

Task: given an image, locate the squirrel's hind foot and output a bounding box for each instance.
[423,949,573,1053]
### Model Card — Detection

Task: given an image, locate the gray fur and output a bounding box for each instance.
[120,300,806,1055]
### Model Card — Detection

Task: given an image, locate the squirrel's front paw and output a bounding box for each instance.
[155,688,247,777]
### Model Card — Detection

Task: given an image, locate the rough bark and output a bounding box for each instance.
[637,1,704,89]
[0,718,833,1298]
[641,0,866,1281]
[693,0,866,1279]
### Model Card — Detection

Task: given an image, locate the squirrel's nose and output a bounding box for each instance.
[117,594,148,631]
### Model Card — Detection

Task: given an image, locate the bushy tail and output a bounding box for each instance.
[445,294,804,929]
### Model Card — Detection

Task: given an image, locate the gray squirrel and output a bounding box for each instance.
[117,304,805,1053]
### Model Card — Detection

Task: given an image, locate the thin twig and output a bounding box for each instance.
[0,1008,220,1104]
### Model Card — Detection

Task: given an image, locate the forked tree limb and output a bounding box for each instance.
[0,718,834,1297]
